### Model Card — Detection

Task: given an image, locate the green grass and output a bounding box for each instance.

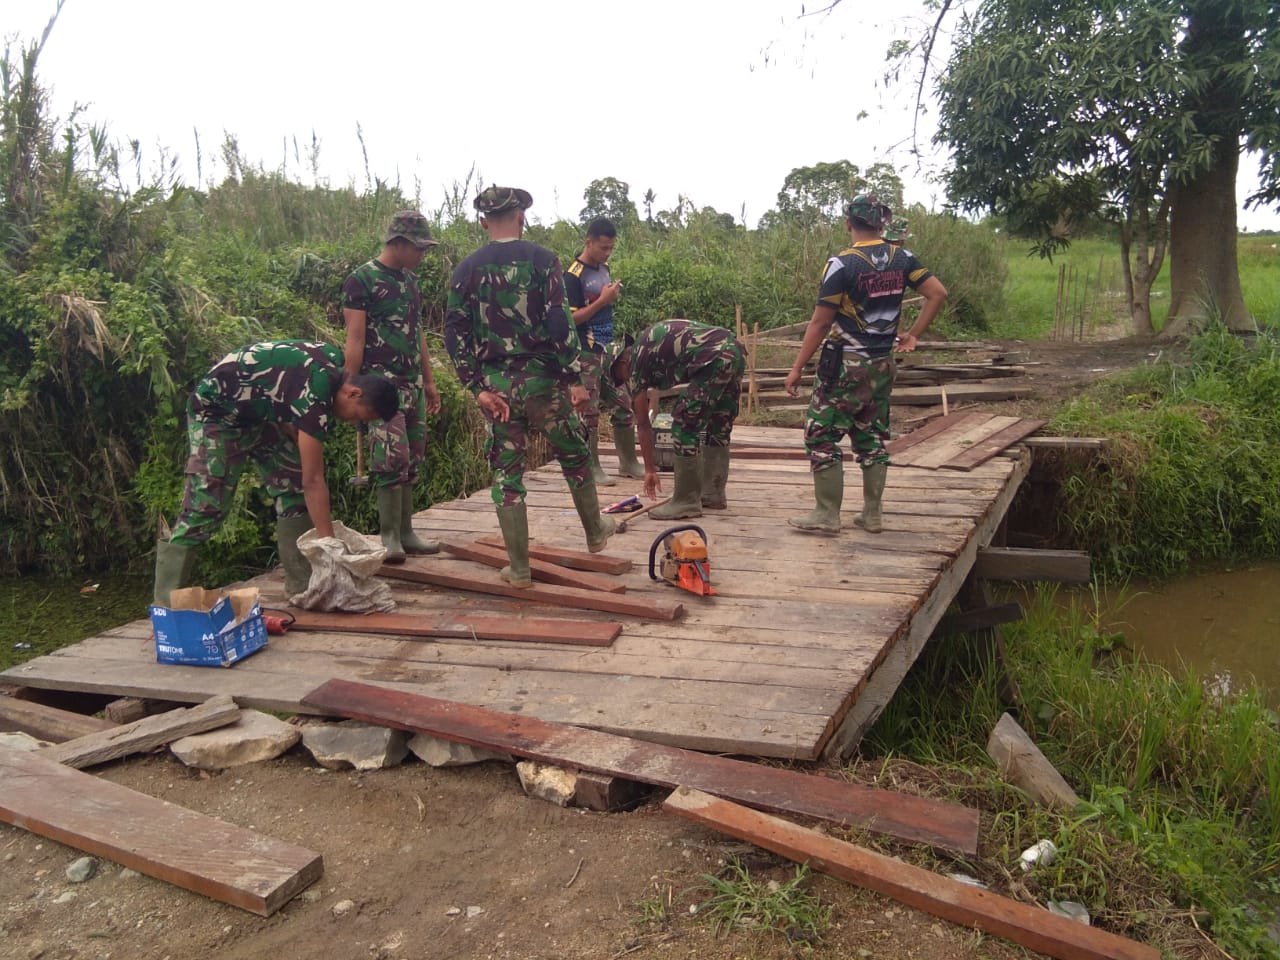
[0,574,152,672]
[694,858,832,945]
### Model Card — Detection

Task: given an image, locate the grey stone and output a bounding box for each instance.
[65,857,97,883]
[117,868,140,880]
[301,721,408,771]
[0,731,49,751]
[465,905,483,919]
[170,710,301,770]
[407,734,510,767]
[516,761,575,807]
[52,891,76,904]
[331,898,356,919]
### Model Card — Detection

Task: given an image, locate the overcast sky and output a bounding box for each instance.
[9,0,1280,231]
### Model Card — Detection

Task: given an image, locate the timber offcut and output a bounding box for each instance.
[2,422,1035,760]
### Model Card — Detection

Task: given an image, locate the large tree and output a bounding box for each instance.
[774,160,905,225]
[580,176,638,227]
[934,0,1280,337]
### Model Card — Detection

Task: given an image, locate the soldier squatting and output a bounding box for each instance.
[151,187,945,602]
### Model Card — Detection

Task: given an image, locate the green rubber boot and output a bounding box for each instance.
[399,485,439,555]
[853,462,888,534]
[612,424,645,479]
[588,431,615,487]
[700,445,731,510]
[789,464,843,533]
[376,485,406,563]
[152,539,197,605]
[570,479,617,553]
[495,502,532,588]
[650,453,704,520]
[275,515,315,597]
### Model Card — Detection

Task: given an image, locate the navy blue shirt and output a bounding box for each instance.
[564,256,614,352]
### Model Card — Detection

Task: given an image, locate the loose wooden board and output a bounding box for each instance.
[41,694,241,769]
[664,787,1158,960]
[439,540,626,593]
[379,561,684,621]
[474,537,632,575]
[0,743,323,916]
[301,678,980,856]
[0,695,116,743]
[287,610,621,646]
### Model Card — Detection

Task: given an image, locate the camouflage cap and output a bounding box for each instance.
[843,194,889,230]
[385,210,438,249]
[603,334,635,384]
[474,185,533,214]
[884,215,911,242]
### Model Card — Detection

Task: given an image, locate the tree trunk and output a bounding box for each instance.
[1159,2,1254,340]
[1161,142,1253,338]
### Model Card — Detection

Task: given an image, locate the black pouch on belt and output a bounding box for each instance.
[817,339,843,385]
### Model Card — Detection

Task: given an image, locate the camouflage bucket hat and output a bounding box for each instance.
[474,185,533,214]
[884,215,911,242]
[385,210,438,249]
[843,194,889,230]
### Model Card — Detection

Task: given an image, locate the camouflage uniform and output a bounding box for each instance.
[627,320,745,455]
[342,217,433,490]
[444,221,588,507]
[804,239,935,469]
[170,341,344,545]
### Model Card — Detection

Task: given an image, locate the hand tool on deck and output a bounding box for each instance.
[349,423,369,488]
[648,524,715,597]
[603,494,642,514]
[616,497,671,533]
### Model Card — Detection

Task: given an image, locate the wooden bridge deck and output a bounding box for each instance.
[2,425,1029,761]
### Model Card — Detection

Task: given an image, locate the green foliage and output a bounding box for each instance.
[695,858,831,945]
[864,585,1280,958]
[1050,327,1280,576]
[579,176,639,228]
[774,160,904,226]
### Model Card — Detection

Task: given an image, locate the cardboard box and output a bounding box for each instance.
[149,587,268,667]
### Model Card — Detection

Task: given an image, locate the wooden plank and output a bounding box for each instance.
[379,561,684,621]
[41,695,241,769]
[1022,436,1109,450]
[287,610,621,646]
[973,547,1091,584]
[933,602,1024,638]
[0,695,117,743]
[892,383,1033,405]
[942,418,1047,471]
[663,787,1159,960]
[0,743,322,916]
[900,416,1022,470]
[987,712,1082,812]
[439,540,626,593]
[302,679,979,855]
[886,412,988,458]
[474,537,632,575]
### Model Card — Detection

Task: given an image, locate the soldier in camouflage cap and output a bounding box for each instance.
[343,210,444,564]
[153,341,399,604]
[884,215,911,245]
[444,185,615,588]
[784,193,948,536]
[473,185,533,214]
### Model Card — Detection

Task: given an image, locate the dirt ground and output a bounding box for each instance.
[0,335,1184,960]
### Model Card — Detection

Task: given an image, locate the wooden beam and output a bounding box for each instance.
[663,787,1159,960]
[41,695,241,769]
[379,562,684,621]
[301,679,979,855]
[973,547,1091,584]
[933,602,1024,638]
[287,610,621,646]
[987,712,1081,813]
[0,694,117,743]
[885,412,989,457]
[891,383,1033,406]
[1021,436,1109,450]
[941,418,1047,471]
[439,540,626,593]
[0,743,322,916]
[474,537,632,575]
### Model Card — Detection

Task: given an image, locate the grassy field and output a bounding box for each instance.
[992,233,1280,338]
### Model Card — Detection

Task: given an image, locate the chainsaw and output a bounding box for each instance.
[648,525,715,596]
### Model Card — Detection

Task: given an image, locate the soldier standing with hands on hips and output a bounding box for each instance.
[341,210,443,562]
[445,186,615,589]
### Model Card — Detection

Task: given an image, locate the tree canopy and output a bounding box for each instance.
[934,0,1280,336]
[579,176,638,227]
[774,160,904,225]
